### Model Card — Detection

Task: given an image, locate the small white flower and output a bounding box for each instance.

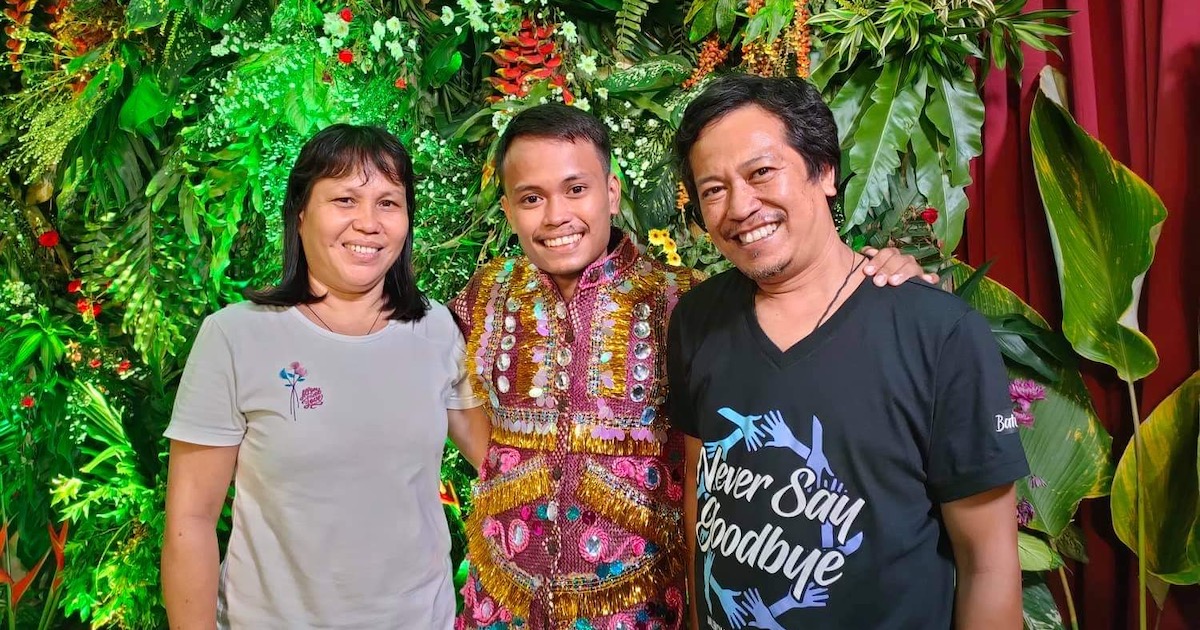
[574,98,591,111]
[458,0,479,12]
[578,54,597,75]
[316,37,333,56]
[361,57,374,72]
[408,38,418,51]
[329,21,350,38]
[455,25,463,35]
[387,16,404,32]
[646,118,658,128]
[560,21,578,43]
[386,40,404,60]
[566,71,575,83]
[596,87,609,100]
[369,34,383,51]
[373,21,387,38]
[440,6,455,24]
[491,0,510,14]
[470,16,489,32]
[323,12,343,35]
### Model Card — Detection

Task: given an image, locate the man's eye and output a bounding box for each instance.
[700,187,723,199]
[754,167,772,177]
[522,195,541,204]
[569,185,585,195]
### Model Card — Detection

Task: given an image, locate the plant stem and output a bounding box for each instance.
[1127,380,1147,630]
[1057,565,1079,630]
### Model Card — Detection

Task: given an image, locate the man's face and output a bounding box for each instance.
[500,136,620,291]
[688,105,838,283]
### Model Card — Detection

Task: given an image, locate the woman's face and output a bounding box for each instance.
[298,166,409,299]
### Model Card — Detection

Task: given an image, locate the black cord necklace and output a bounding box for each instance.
[811,253,865,334]
[305,303,383,336]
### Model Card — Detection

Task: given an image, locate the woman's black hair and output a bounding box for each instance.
[245,123,428,322]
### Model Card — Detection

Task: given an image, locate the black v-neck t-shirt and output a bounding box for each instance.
[667,270,1028,630]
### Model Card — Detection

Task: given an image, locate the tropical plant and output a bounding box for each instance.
[1028,65,1180,630]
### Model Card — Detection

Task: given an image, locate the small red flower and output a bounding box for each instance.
[37,230,59,247]
[394,76,408,89]
[91,302,101,317]
[337,49,354,64]
[116,360,132,374]
[921,207,938,225]
[67,279,82,293]
[88,358,101,369]
[20,395,34,408]
[76,298,90,314]
[339,7,353,22]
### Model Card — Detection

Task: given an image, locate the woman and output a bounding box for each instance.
[161,124,490,629]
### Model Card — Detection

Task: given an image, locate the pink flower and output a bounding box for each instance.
[921,207,938,225]
[289,362,308,377]
[1029,475,1047,488]
[1017,498,1035,527]
[1014,409,1035,428]
[1009,379,1046,409]
[299,387,323,409]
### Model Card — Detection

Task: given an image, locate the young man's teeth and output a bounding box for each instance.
[348,244,379,254]
[739,223,779,244]
[545,234,582,248]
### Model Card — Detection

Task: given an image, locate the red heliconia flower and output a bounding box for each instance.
[337,49,354,64]
[339,7,353,22]
[921,207,938,225]
[20,395,34,408]
[67,279,82,293]
[48,520,68,588]
[37,230,60,247]
[88,358,101,369]
[394,77,408,89]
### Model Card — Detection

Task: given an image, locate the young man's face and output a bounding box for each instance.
[688,105,839,284]
[500,136,620,295]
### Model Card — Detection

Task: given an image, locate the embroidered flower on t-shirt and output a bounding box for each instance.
[280,362,322,420]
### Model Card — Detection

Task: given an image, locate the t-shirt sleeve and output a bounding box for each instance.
[666,305,700,437]
[927,309,1029,503]
[445,324,482,410]
[164,316,246,446]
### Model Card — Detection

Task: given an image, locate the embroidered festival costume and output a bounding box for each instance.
[451,233,697,630]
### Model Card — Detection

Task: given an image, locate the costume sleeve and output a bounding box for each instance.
[445,324,483,410]
[448,271,481,337]
[164,317,246,446]
[927,309,1029,503]
[666,305,700,438]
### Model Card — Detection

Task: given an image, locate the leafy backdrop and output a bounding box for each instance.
[0,1,1153,628]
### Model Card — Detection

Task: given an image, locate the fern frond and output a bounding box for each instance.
[616,0,663,54]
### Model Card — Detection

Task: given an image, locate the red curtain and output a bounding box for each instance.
[960,0,1199,627]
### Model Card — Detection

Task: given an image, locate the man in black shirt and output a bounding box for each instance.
[667,75,1028,629]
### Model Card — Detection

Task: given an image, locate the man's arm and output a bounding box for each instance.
[162,440,238,630]
[448,405,491,471]
[942,483,1023,629]
[683,434,702,630]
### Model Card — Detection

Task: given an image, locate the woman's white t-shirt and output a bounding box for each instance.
[165,301,480,629]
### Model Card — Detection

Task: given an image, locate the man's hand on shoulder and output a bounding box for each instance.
[861,246,939,287]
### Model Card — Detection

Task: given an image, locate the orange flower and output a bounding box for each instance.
[0,521,49,608]
[48,520,68,589]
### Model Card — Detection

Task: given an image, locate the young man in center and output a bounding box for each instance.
[450,103,931,630]
[668,75,1027,629]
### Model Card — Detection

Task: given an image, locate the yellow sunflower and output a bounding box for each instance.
[647,229,669,246]
[662,238,678,255]
[666,252,683,267]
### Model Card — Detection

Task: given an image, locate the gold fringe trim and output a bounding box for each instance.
[568,424,664,457]
[471,459,552,518]
[549,550,683,622]
[576,463,682,549]
[464,510,537,618]
[490,425,558,451]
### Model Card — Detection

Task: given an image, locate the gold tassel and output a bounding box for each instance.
[576,463,682,549]
[471,459,553,518]
[568,424,664,457]
[550,551,683,622]
[491,426,558,451]
[464,511,537,618]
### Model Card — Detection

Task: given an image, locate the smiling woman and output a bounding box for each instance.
[160,124,492,630]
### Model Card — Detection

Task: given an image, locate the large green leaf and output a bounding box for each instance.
[126,0,172,30]
[118,76,173,134]
[842,61,923,230]
[951,264,1114,536]
[600,55,691,94]
[1018,532,1064,571]
[1022,576,1066,630]
[1029,67,1166,383]
[1111,371,1200,584]
[925,68,984,188]
[827,63,879,148]
[910,115,968,252]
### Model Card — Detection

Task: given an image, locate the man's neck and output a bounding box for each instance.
[550,274,581,302]
[755,235,858,302]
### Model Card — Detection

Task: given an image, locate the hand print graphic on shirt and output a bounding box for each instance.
[699,408,866,626]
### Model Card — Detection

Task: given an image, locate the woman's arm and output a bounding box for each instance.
[162,440,239,630]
